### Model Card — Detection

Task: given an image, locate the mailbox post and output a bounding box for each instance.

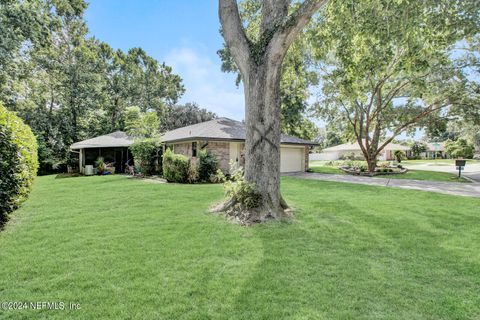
[455,159,466,178]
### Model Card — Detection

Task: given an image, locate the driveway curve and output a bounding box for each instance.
[286,172,480,198]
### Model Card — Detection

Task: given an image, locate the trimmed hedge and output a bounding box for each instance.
[162,148,190,183]
[0,104,38,226]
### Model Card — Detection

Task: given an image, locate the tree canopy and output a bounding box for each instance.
[310,0,480,170]
[0,0,218,173]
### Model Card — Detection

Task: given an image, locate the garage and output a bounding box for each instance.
[280,146,305,173]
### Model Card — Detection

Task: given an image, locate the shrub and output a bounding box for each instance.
[394,150,405,162]
[197,150,218,182]
[0,104,38,226]
[129,138,162,175]
[218,166,262,210]
[187,162,199,184]
[162,149,190,183]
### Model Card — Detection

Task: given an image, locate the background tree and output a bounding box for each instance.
[218,0,320,141]
[162,102,217,131]
[217,0,327,221]
[311,0,479,172]
[445,139,475,159]
[411,142,428,159]
[0,0,185,173]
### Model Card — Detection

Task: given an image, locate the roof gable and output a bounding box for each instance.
[161,118,317,145]
[70,131,134,149]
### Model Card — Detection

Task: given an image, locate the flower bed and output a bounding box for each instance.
[340,166,408,176]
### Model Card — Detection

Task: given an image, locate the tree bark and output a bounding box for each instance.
[243,60,285,218]
[218,0,327,222]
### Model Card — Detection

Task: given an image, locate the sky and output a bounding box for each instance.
[85,0,246,121]
[84,1,422,139]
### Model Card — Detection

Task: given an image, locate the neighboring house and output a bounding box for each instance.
[161,118,317,173]
[312,141,410,161]
[70,131,134,174]
[421,142,449,159]
[70,118,317,174]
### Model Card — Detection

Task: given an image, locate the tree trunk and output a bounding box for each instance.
[243,62,286,219]
[366,157,377,173]
[216,0,327,223]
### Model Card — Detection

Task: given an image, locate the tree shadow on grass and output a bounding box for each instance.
[228,197,480,319]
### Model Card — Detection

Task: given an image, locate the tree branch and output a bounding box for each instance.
[219,0,251,76]
[268,0,329,62]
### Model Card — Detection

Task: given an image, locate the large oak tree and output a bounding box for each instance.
[218,0,327,221]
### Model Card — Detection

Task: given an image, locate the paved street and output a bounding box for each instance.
[402,162,480,182]
[287,172,480,198]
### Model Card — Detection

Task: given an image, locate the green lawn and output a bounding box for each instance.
[376,170,470,183]
[310,164,470,183]
[402,159,480,166]
[1,175,480,319]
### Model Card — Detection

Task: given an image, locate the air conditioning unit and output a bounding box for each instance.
[84,165,94,176]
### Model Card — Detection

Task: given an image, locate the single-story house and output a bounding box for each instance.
[161,118,317,173]
[70,118,317,174]
[422,142,449,159]
[311,141,411,161]
[70,131,134,174]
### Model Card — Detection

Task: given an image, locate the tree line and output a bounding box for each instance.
[0,0,215,174]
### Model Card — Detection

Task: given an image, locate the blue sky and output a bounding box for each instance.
[85,0,246,120]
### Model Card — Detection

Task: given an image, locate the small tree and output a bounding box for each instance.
[129,139,162,175]
[445,139,475,159]
[394,150,404,163]
[411,142,427,159]
[197,150,218,182]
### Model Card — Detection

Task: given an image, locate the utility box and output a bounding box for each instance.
[84,165,94,176]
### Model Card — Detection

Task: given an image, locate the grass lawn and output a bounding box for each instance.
[403,159,480,166]
[1,175,480,319]
[376,170,470,183]
[310,163,470,183]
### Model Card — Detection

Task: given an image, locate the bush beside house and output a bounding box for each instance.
[129,139,163,175]
[197,150,218,182]
[163,149,190,183]
[0,104,38,226]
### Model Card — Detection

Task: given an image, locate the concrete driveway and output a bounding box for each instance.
[402,161,480,182]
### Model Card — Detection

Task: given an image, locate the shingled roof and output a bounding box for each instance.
[70,131,134,149]
[161,118,317,145]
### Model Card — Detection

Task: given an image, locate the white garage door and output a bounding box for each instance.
[280,147,304,173]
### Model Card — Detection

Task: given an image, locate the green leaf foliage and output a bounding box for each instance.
[162,149,190,183]
[197,150,218,182]
[129,138,162,176]
[445,139,475,159]
[0,103,38,226]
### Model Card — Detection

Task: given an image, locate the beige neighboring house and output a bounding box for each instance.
[162,118,317,173]
[422,142,449,159]
[313,141,410,161]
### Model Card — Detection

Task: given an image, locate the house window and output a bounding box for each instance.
[192,142,197,157]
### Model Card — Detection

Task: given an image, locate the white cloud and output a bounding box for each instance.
[164,46,245,120]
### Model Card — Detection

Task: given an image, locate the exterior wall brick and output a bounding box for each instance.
[173,142,192,157]
[171,140,310,173]
[206,141,230,172]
